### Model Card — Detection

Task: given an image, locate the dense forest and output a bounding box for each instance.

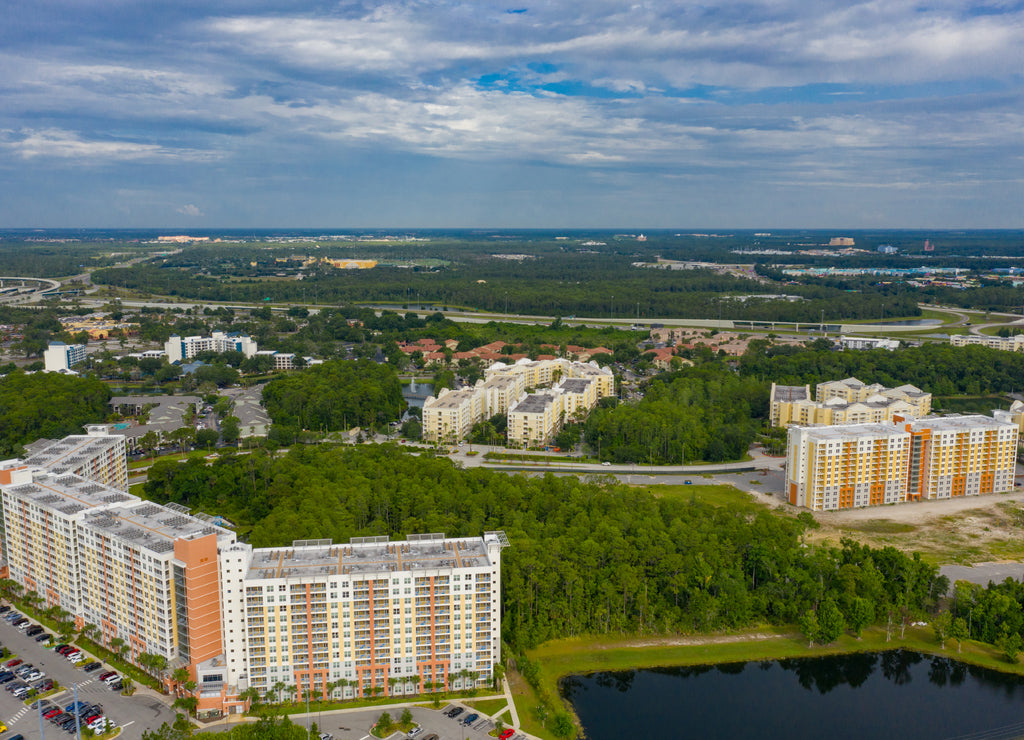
[143,445,946,649]
[739,343,1024,396]
[584,364,768,463]
[92,246,920,322]
[0,371,110,455]
[262,360,406,435]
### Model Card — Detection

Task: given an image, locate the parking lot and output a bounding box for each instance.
[273,703,526,740]
[0,608,177,739]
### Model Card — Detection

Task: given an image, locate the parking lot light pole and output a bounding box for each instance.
[38,695,45,739]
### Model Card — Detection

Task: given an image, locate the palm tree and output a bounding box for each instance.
[80,623,100,643]
[387,676,399,696]
[172,668,191,697]
[110,637,126,659]
[406,674,421,694]
[271,680,286,704]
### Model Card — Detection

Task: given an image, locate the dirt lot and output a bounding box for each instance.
[712,471,1024,565]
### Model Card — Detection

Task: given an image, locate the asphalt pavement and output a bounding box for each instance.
[0,610,177,739]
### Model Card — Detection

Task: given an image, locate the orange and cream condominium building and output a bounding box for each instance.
[0,434,506,717]
[785,414,1019,511]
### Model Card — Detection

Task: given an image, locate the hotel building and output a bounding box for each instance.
[786,414,1019,511]
[43,341,87,373]
[0,434,507,716]
[165,332,258,363]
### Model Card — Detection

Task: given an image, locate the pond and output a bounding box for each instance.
[402,379,434,408]
[561,651,1024,740]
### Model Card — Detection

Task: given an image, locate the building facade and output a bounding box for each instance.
[43,341,87,372]
[0,437,507,717]
[165,332,258,363]
[786,414,1019,511]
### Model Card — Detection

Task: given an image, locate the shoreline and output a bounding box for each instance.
[518,625,1024,739]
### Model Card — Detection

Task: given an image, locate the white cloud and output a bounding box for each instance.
[177,203,204,217]
[3,129,215,162]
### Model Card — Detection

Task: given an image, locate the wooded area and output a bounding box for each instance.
[143,445,947,650]
[0,371,110,455]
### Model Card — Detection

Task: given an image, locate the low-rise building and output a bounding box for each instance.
[840,335,900,351]
[950,334,1024,351]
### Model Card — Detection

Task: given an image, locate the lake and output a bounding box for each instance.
[562,651,1024,740]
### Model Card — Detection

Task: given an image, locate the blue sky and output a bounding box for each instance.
[2,0,1024,228]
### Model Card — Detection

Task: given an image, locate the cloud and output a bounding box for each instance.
[177,203,204,217]
[2,129,216,162]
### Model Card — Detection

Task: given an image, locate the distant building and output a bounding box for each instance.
[165,332,257,363]
[829,237,855,246]
[786,414,1018,510]
[43,341,87,372]
[877,245,898,254]
[950,334,1024,352]
[840,335,900,351]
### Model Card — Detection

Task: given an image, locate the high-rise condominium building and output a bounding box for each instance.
[786,415,1019,511]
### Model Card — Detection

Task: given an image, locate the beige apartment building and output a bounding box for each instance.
[423,358,613,444]
[18,426,128,491]
[950,334,1024,351]
[422,388,483,443]
[770,378,931,428]
[786,414,1019,510]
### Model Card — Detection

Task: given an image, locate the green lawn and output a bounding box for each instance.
[466,697,509,716]
[648,483,759,510]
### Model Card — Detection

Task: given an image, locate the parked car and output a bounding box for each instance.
[5,658,22,668]
[462,713,479,726]
[446,707,464,718]
[499,730,516,740]
[99,671,116,681]
[44,708,62,718]
[82,661,102,673]
[0,605,10,614]
[108,680,123,691]
[35,632,53,642]
[35,678,55,691]
[26,625,44,636]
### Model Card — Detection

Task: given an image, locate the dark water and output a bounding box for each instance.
[561,651,1024,740]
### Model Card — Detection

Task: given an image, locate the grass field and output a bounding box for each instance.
[647,483,761,511]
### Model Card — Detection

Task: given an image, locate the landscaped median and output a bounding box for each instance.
[512,625,1024,739]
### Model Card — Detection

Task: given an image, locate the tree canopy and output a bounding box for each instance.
[0,370,110,455]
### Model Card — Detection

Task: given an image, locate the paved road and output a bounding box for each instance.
[940,563,1024,588]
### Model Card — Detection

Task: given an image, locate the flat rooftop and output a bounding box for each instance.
[510,392,556,414]
[795,423,908,441]
[911,414,1015,432]
[559,378,592,394]
[426,389,478,409]
[24,434,122,475]
[80,501,233,555]
[246,534,495,580]
[772,385,809,402]
[3,472,136,517]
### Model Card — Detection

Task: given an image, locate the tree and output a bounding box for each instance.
[847,597,875,638]
[172,668,191,697]
[196,428,218,449]
[950,617,968,654]
[220,415,241,444]
[995,628,1022,663]
[817,599,846,644]
[375,711,394,736]
[139,430,161,461]
[552,711,576,738]
[400,708,413,726]
[932,610,952,650]
[799,609,819,647]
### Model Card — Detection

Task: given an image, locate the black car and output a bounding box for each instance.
[25,625,43,636]
[108,680,123,691]
[0,605,10,614]
[35,632,52,642]
[36,678,56,691]
[446,707,464,718]
[82,661,102,673]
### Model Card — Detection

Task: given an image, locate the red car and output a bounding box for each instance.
[4,659,21,668]
[499,730,515,740]
[44,708,61,719]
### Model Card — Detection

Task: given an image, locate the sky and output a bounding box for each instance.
[2,0,1024,229]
